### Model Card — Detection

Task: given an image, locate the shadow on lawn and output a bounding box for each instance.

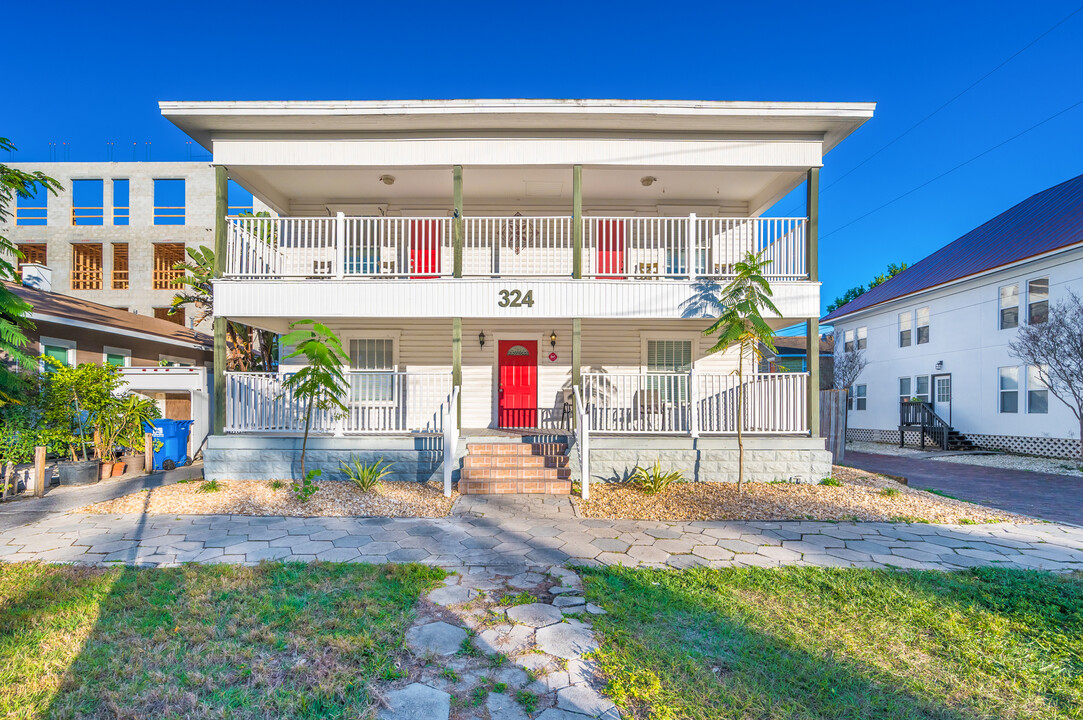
[0,561,442,719]
[578,564,1083,720]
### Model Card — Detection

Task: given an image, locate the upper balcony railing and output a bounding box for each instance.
[224,214,807,281]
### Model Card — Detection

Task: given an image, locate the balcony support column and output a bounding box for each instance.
[453,165,463,278]
[805,166,820,436]
[452,317,462,426]
[213,165,228,436]
[572,165,582,279]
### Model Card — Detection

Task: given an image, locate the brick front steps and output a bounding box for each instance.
[459,442,571,494]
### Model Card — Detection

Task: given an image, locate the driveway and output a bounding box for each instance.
[844,451,1082,526]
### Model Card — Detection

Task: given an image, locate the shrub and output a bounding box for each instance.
[819,477,842,487]
[630,461,683,495]
[292,470,321,503]
[340,456,394,493]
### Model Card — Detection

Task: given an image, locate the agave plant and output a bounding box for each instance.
[629,461,683,496]
[341,456,394,493]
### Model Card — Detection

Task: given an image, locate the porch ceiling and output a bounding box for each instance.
[228,165,807,217]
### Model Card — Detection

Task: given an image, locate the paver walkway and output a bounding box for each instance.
[382,565,618,719]
[846,451,1083,526]
[2,494,1082,572]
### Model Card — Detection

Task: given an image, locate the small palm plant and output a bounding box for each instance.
[629,461,684,495]
[341,456,394,493]
[704,250,780,493]
[279,320,349,497]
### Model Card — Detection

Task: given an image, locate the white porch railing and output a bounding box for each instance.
[581,371,808,435]
[225,215,806,281]
[462,216,573,276]
[225,371,453,434]
[582,216,806,279]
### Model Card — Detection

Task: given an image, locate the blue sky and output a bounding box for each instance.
[6,0,1082,321]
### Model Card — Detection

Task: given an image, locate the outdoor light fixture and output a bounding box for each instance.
[478,331,486,348]
[640,176,657,187]
[935,360,944,370]
[379,174,396,185]
[550,331,557,349]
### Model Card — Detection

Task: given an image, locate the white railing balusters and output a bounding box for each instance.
[580,371,807,435]
[225,215,806,281]
[225,371,453,434]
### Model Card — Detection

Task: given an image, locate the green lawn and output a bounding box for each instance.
[581,566,1083,720]
[0,562,444,719]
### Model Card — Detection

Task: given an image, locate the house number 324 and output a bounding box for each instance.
[498,289,535,308]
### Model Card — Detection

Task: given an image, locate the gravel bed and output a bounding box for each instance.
[930,453,1083,478]
[572,465,1025,523]
[846,441,928,457]
[849,441,1083,478]
[77,479,459,517]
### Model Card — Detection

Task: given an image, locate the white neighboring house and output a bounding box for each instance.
[160,98,876,493]
[824,172,1083,459]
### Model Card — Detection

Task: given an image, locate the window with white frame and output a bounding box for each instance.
[899,311,912,347]
[102,346,131,367]
[999,366,1019,413]
[853,384,867,411]
[1028,277,1049,325]
[646,339,691,400]
[916,307,930,344]
[914,375,930,403]
[899,377,912,404]
[40,337,75,371]
[1027,365,1048,414]
[844,329,855,353]
[999,284,1019,329]
[350,338,395,402]
[856,326,867,350]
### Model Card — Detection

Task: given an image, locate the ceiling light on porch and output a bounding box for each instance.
[379,174,396,185]
[640,176,657,187]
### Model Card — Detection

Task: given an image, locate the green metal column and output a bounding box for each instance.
[572,165,582,279]
[453,165,463,278]
[452,317,462,426]
[806,167,820,436]
[213,166,228,435]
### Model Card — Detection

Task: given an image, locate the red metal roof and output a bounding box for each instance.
[822,172,1083,322]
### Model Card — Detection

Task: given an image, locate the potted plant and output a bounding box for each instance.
[41,360,125,485]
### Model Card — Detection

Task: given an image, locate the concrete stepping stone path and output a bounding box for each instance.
[379,564,620,719]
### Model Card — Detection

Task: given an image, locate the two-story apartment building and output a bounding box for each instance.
[161,99,874,494]
[1,161,242,329]
[825,173,1083,459]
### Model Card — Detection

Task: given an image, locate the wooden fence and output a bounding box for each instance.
[819,389,848,464]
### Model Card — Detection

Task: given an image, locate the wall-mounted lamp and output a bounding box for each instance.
[478,331,486,348]
[935,360,944,370]
[549,331,558,349]
[379,174,396,186]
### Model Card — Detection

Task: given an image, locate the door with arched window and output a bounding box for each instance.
[498,340,538,428]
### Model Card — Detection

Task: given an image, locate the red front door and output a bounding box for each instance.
[595,219,625,278]
[409,219,442,278]
[498,340,538,428]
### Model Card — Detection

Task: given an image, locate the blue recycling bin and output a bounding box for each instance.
[143,419,194,471]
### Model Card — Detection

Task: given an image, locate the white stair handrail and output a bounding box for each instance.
[442,385,461,497]
[573,386,590,500]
